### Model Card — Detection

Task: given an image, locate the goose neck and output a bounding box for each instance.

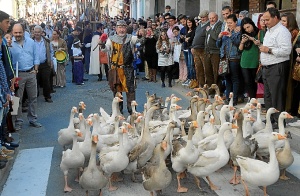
[268,139,277,166]
[278,115,285,135]
[88,143,97,168]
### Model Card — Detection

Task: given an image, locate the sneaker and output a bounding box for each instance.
[162,83,166,88]
[182,79,191,86]
[29,121,42,128]
[3,142,19,148]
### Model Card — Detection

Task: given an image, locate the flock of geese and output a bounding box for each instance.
[57,84,294,196]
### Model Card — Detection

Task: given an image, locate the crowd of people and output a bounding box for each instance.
[1,1,300,169]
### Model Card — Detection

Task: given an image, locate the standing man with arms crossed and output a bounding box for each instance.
[260,8,292,128]
[204,12,223,91]
[10,23,42,130]
[191,10,210,88]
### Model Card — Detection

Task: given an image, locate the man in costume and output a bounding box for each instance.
[100,20,136,114]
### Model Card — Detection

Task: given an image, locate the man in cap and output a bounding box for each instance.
[190,10,210,88]
[100,20,137,115]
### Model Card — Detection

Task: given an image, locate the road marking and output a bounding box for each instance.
[1,147,53,196]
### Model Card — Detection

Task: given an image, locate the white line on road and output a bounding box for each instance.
[1,147,54,196]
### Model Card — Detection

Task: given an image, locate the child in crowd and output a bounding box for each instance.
[72,38,84,85]
[98,33,109,81]
[4,33,12,47]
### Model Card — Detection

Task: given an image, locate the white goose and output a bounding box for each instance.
[128,104,159,169]
[78,118,93,162]
[171,121,199,193]
[60,129,85,192]
[250,108,279,157]
[252,103,265,133]
[79,135,108,196]
[58,107,78,149]
[236,132,286,196]
[99,126,129,191]
[187,123,237,190]
[276,132,294,180]
[99,96,123,124]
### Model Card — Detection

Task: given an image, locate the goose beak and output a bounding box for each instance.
[287,113,294,119]
[232,124,239,129]
[176,97,182,101]
[117,97,123,102]
[230,106,235,111]
[194,88,200,91]
[127,124,133,129]
[277,134,286,140]
[122,127,128,133]
[176,105,182,110]
[161,141,167,151]
[243,109,250,114]
[251,104,256,110]
[233,113,238,120]
[77,132,83,137]
[92,135,99,143]
[74,108,78,113]
[275,109,280,113]
[250,117,256,122]
[88,120,93,126]
[192,121,198,128]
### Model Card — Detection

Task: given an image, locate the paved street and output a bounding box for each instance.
[1,65,300,196]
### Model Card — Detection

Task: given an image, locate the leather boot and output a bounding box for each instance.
[126,92,136,114]
[153,69,157,82]
[148,69,153,82]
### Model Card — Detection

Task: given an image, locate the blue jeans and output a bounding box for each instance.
[225,60,241,103]
[183,49,195,79]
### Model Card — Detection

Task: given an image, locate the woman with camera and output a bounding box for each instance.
[156,31,172,87]
[217,14,241,106]
[238,17,260,99]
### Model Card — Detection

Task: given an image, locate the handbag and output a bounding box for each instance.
[255,64,263,83]
[292,62,300,81]
[99,51,108,64]
[218,58,229,76]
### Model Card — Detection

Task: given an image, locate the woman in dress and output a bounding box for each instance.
[216,14,241,105]
[51,30,68,87]
[144,27,158,82]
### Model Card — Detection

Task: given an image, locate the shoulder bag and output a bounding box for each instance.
[218,42,231,76]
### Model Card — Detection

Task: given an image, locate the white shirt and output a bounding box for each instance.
[260,22,292,66]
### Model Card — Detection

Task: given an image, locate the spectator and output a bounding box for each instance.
[33,25,54,103]
[239,10,249,20]
[281,12,299,114]
[293,34,300,117]
[72,38,84,85]
[89,23,103,79]
[239,17,260,99]
[204,12,223,90]
[51,30,68,88]
[156,31,172,87]
[266,1,277,9]
[217,14,242,105]
[83,28,92,73]
[144,27,158,82]
[10,23,42,130]
[260,8,292,127]
[182,17,197,88]
[190,11,209,88]
[173,26,187,83]
[165,5,172,15]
